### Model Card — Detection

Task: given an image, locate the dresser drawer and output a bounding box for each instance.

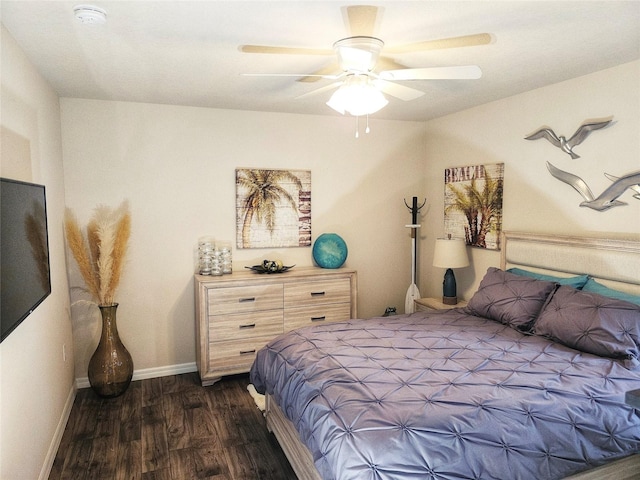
[210,311,283,342]
[208,284,283,315]
[208,336,274,371]
[284,303,351,331]
[284,278,351,307]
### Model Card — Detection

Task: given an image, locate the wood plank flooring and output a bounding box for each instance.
[49,373,297,480]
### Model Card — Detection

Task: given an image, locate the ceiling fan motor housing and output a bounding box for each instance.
[333,36,384,73]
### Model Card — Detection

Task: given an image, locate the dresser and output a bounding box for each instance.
[195,267,357,386]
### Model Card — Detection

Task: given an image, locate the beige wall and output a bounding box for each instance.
[60,99,427,381]
[0,26,75,480]
[420,61,640,302]
[60,61,640,387]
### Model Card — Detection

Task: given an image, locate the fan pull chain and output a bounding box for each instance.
[354,115,372,139]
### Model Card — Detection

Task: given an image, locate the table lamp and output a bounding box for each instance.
[433,236,470,305]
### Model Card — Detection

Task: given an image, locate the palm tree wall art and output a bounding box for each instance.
[236,168,311,248]
[444,163,504,250]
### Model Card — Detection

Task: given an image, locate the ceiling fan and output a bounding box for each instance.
[239,5,491,116]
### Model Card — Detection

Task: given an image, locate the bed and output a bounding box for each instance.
[249,231,640,480]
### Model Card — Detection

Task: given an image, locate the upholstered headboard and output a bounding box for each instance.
[500,231,640,295]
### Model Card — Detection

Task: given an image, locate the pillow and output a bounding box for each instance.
[467,267,557,329]
[506,268,589,289]
[582,278,640,306]
[535,285,640,369]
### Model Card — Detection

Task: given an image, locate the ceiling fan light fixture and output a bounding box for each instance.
[326,74,388,117]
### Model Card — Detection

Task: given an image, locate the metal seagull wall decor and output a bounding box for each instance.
[605,172,640,200]
[525,114,638,212]
[525,117,613,158]
[546,162,640,211]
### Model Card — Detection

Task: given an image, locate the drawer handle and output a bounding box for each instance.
[239,323,256,330]
[239,349,256,355]
[310,291,326,297]
[238,297,256,303]
[311,316,326,322]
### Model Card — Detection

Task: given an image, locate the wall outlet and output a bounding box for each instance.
[62,344,67,362]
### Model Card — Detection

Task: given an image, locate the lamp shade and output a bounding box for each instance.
[326,74,388,116]
[433,237,469,305]
[433,238,470,269]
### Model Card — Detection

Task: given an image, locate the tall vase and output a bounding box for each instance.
[88,303,133,398]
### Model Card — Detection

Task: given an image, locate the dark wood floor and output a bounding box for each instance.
[49,372,297,479]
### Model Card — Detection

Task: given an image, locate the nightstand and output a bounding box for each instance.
[414,297,468,312]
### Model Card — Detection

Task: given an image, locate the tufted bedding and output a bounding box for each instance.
[250,305,640,479]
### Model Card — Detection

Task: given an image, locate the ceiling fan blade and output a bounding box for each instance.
[242,73,341,79]
[296,82,342,99]
[376,56,411,72]
[371,79,425,101]
[297,62,342,83]
[379,65,482,81]
[239,45,333,55]
[343,5,380,37]
[385,33,492,54]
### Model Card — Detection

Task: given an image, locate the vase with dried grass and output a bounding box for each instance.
[65,201,133,398]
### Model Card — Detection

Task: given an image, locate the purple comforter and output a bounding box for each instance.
[250,309,640,480]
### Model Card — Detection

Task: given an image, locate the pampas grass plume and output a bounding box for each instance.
[64,201,131,306]
[107,211,131,305]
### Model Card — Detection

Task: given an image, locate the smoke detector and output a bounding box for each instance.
[73,5,107,25]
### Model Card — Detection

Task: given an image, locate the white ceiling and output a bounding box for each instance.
[1,1,639,122]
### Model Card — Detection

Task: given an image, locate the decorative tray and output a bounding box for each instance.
[245,260,295,274]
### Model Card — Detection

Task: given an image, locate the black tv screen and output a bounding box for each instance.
[1,178,51,342]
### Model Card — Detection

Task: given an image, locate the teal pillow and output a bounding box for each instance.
[582,278,640,306]
[507,268,589,289]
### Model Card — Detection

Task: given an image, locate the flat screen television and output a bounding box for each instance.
[1,177,51,342]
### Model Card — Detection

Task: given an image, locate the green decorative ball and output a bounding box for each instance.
[312,233,348,269]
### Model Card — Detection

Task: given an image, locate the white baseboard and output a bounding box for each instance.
[75,362,198,389]
[39,381,77,480]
